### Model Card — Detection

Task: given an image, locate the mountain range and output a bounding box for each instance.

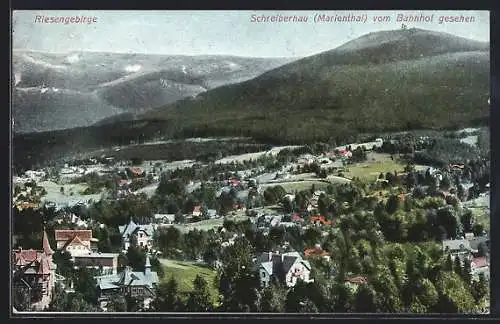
[13,28,490,169]
[12,50,294,133]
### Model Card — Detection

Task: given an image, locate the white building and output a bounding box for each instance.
[118,220,155,251]
[257,251,313,288]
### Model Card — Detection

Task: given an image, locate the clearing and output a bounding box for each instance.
[261,180,331,192]
[173,216,249,233]
[159,259,218,305]
[344,153,426,181]
[39,180,102,206]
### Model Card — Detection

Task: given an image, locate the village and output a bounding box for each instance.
[12,129,491,313]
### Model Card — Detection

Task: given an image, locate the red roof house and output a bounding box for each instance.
[119,179,132,187]
[310,215,331,225]
[304,246,330,259]
[472,257,488,270]
[192,205,202,217]
[54,230,97,255]
[346,276,368,285]
[12,230,56,310]
[130,167,144,177]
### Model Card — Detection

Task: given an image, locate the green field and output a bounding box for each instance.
[174,219,224,233]
[265,180,331,193]
[160,259,219,305]
[344,154,426,181]
[470,207,490,231]
[173,216,249,233]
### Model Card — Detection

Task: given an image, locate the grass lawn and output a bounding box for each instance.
[174,216,250,233]
[174,219,224,233]
[160,259,219,305]
[469,207,490,231]
[344,153,427,181]
[39,180,102,204]
[273,180,331,193]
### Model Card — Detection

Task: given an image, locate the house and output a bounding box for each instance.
[130,167,144,177]
[304,244,330,261]
[345,276,368,292]
[25,170,46,182]
[280,222,298,228]
[207,209,218,219]
[15,202,40,211]
[153,214,176,225]
[12,230,57,311]
[233,203,246,212]
[118,220,155,251]
[471,257,490,280]
[119,179,132,188]
[292,214,304,223]
[55,230,98,257]
[95,256,159,310]
[230,178,241,187]
[257,251,313,288]
[310,215,331,226]
[442,239,472,260]
[192,205,203,217]
[73,252,119,275]
[338,149,353,159]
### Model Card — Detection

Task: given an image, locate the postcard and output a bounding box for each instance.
[11,10,490,315]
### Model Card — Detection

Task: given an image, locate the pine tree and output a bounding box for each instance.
[462,258,472,284]
[186,275,213,312]
[471,273,489,304]
[453,256,462,277]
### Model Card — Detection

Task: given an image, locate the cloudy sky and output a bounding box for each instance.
[12,10,489,58]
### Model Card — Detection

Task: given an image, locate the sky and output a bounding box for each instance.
[12,10,490,58]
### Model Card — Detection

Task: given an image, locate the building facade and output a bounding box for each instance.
[12,230,57,311]
[95,256,159,310]
[118,220,155,251]
[73,252,119,275]
[257,251,313,288]
[54,229,98,256]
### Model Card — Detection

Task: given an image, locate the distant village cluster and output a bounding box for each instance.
[12,132,491,313]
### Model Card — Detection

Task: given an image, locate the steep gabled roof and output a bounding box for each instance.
[472,257,488,269]
[282,255,300,274]
[42,230,54,255]
[55,230,93,241]
[346,276,368,285]
[96,266,159,290]
[68,235,88,246]
[260,261,273,275]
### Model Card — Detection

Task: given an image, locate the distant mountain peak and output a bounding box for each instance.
[335,27,487,53]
